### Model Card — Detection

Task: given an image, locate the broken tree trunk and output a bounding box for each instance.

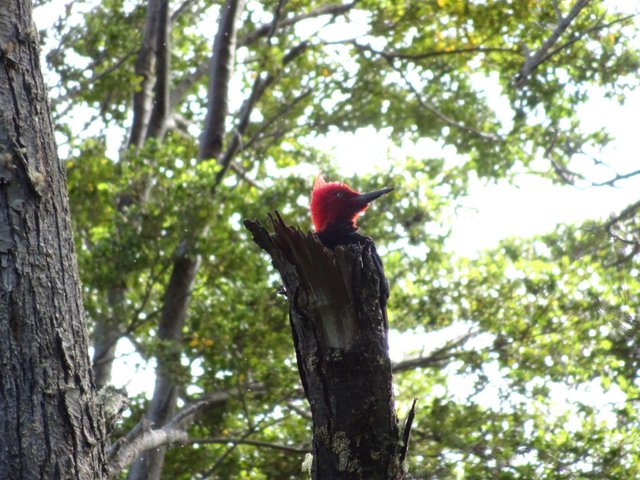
[244,213,412,480]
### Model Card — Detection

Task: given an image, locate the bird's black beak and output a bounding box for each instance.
[355,187,394,206]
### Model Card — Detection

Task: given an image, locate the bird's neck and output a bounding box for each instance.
[317,219,359,248]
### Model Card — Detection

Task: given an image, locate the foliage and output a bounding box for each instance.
[38,0,640,477]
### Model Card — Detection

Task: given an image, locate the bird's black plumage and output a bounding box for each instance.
[317,222,390,307]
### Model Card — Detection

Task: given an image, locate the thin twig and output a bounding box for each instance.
[52,50,137,104]
[92,258,172,366]
[591,168,640,187]
[189,437,310,454]
[170,0,198,24]
[238,2,357,46]
[604,198,640,229]
[169,2,357,110]
[364,45,519,61]
[541,13,639,68]
[200,429,257,478]
[392,329,480,373]
[212,41,309,191]
[239,88,313,154]
[514,0,591,88]
[353,42,501,141]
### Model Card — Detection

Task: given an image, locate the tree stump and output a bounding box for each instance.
[244,213,413,480]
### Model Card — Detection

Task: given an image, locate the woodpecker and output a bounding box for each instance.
[310,174,393,306]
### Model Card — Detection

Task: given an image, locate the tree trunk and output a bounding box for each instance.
[125,253,200,480]
[244,214,413,480]
[125,1,244,477]
[93,287,126,390]
[0,0,107,478]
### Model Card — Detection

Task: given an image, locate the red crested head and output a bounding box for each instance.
[310,174,393,233]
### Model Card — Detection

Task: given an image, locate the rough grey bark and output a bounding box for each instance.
[244,214,414,480]
[0,0,107,478]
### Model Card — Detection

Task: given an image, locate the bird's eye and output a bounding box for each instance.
[335,192,344,198]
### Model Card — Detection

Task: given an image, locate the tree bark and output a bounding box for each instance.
[0,0,107,478]
[244,214,413,480]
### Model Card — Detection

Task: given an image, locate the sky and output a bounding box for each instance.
[32,1,640,402]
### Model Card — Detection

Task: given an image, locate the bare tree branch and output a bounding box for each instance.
[170,0,198,24]
[213,41,309,190]
[392,330,479,373]
[189,437,310,454]
[266,0,288,44]
[109,428,189,477]
[92,258,171,370]
[514,0,591,88]
[200,428,257,478]
[591,168,640,187]
[108,381,265,474]
[239,1,357,46]
[239,88,313,154]
[51,49,137,107]
[352,42,501,141]
[146,0,171,140]
[229,162,262,188]
[398,67,502,141]
[168,383,265,429]
[169,64,208,112]
[169,2,356,112]
[284,401,313,420]
[199,0,245,160]
[129,0,163,149]
[541,12,638,67]
[362,45,519,62]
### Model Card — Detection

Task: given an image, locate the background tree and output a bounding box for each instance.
[34,0,640,478]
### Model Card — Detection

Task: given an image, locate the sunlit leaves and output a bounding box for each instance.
[42,0,640,477]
